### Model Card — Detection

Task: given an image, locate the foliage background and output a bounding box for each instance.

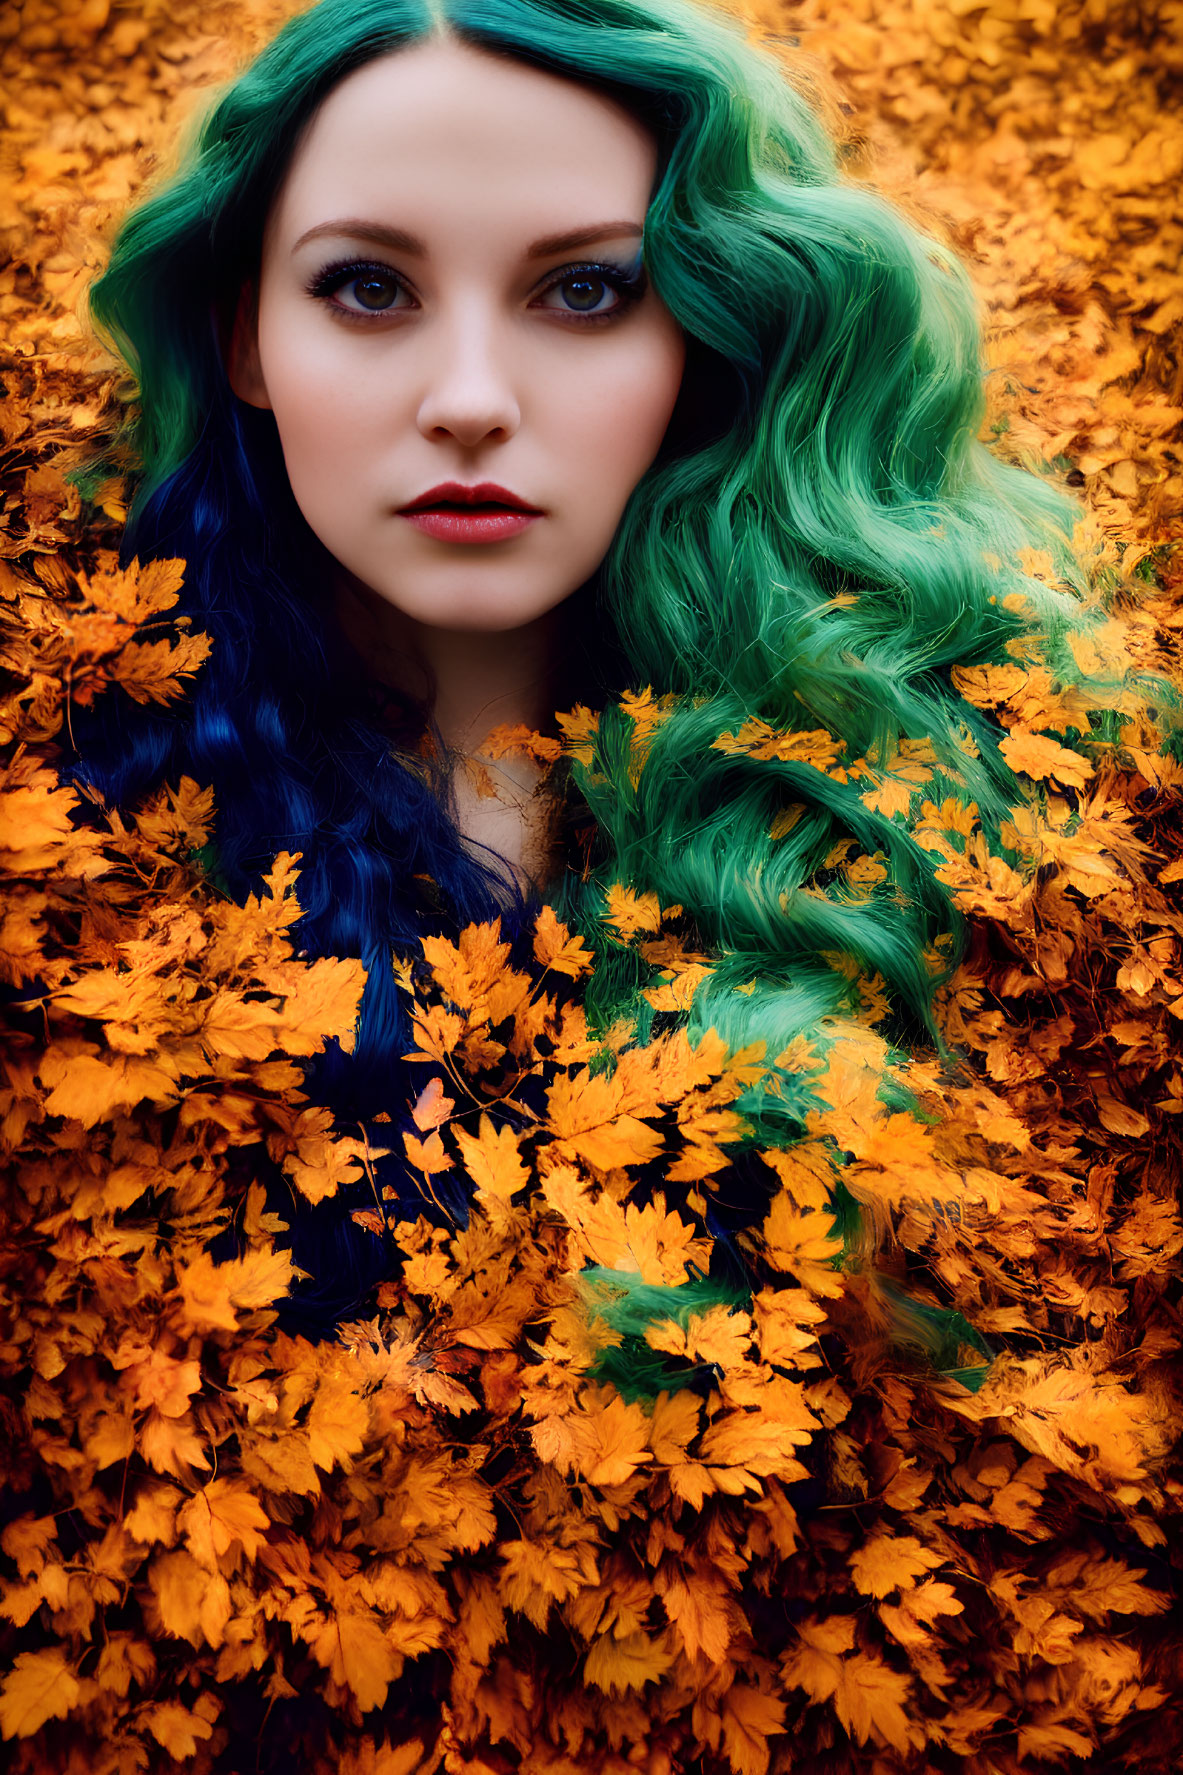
[1,1,1181,1772]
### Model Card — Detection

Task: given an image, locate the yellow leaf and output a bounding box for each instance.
[310,1608,401,1711]
[546,1069,663,1172]
[999,728,1094,791]
[720,1683,787,1775]
[0,781,111,875]
[858,775,916,820]
[583,1628,675,1695]
[849,1531,944,1599]
[761,1143,835,1212]
[570,1391,653,1487]
[0,1516,58,1578]
[144,1702,215,1758]
[408,1003,465,1061]
[480,723,563,765]
[761,1192,845,1296]
[781,1614,855,1704]
[498,1535,600,1629]
[0,1648,79,1739]
[111,1341,202,1417]
[556,703,600,766]
[1015,1722,1097,1762]
[452,1114,530,1209]
[752,1287,829,1368]
[658,1569,733,1664]
[532,903,594,977]
[1044,1553,1166,1618]
[40,1048,179,1126]
[95,1634,157,1699]
[645,1303,752,1370]
[175,1247,294,1334]
[83,1407,135,1470]
[177,1478,270,1568]
[124,1483,184,1549]
[603,883,663,941]
[113,632,214,706]
[782,1621,915,1750]
[880,1578,964,1647]
[833,1654,915,1751]
[403,1129,454,1176]
[307,1371,370,1473]
[421,920,513,1013]
[1095,1095,1150,1138]
[86,554,187,621]
[699,1402,817,1470]
[147,1548,224,1648]
[712,722,844,773]
[647,1389,702,1464]
[139,1411,212,1481]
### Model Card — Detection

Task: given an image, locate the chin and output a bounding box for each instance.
[404,594,572,633]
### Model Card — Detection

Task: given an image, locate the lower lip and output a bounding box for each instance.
[400,509,540,544]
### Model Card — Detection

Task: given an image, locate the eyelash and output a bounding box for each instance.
[304,256,647,325]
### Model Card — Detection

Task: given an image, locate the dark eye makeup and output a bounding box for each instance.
[303,255,647,323]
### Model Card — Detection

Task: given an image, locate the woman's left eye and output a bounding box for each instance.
[533,263,644,319]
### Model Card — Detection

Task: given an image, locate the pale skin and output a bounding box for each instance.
[227,35,687,891]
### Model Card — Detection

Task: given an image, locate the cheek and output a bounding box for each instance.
[561,330,686,513]
[257,305,385,480]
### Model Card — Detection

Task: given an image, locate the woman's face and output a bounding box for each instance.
[228,35,686,635]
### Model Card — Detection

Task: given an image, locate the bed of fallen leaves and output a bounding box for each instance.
[2,1,1182,1772]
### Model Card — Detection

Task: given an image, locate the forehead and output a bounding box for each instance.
[268,37,659,241]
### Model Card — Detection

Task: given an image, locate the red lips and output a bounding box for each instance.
[396,480,544,545]
[398,481,542,514]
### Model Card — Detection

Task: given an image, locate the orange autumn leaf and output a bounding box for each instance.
[711,721,845,773]
[307,1371,370,1473]
[39,1047,180,1126]
[498,1535,600,1630]
[480,722,565,766]
[0,779,112,876]
[309,1608,402,1712]
[0,1649,80,1740]
[176,1478,271,1568]
[403,1128,454,1176]
[174,1246,295,1334]
[532,902,594,978]
[759,1192,846,1296]
[848,1530,945,1599]
[719,1683,787,1775]
[583,1629,675,1696]
[452,1114,531,1209]
[143,1701,215,1757]
[657,1567,734,1664]
[123,1483,184,1550]
[602,882,663,941]
[998,727,1096,790]
[782,1620,916,1752]
[644,1302,753,1370]
[569,1390,654,1487]
[545,1069,664,1172]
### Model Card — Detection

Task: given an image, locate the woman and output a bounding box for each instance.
[72,0,1082,1325]
[10,0,1176,1767]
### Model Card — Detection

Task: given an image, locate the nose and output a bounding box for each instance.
[415,308,521,448]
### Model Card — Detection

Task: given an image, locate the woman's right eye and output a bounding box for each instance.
[306,259,415,318]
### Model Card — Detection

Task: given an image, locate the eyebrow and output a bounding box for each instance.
[291,218,645,259]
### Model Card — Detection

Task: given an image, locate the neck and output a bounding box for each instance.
[335,575,563,754]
